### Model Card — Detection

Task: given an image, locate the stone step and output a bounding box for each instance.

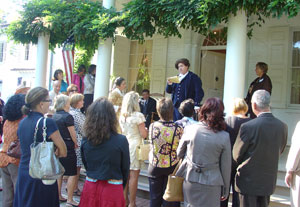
[274,178,290,197]
[270,194,291,207]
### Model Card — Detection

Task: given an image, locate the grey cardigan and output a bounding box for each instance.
[83,74,95,94]
[176,122,231,198]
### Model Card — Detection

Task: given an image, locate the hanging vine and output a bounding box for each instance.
[5,0,120,66]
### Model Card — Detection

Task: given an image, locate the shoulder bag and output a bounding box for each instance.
[163,159,184,202]
[7,138,21,159]
[29,117,65,183]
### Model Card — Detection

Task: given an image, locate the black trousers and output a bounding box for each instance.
[221,168,239,207]
[148,175,180,207]
[239,193,270,207]
[83,94,94,113]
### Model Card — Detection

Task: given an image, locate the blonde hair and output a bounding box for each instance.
[67,84,78,95]
[70,93,84,108]
[232,98,248,115]
[121,91,140,118]
[54,94,70,111]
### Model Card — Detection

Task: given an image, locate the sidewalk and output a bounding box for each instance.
[60,178,150,207]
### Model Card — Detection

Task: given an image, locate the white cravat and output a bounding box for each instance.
[179,71,189,82]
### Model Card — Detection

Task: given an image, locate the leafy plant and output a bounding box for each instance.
[121,0,300,40]
[6,0,119,63]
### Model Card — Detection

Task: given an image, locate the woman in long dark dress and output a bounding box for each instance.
[245,62,272,118]
[13,87,67,207]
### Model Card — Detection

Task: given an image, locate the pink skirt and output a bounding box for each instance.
[79,180,125,207]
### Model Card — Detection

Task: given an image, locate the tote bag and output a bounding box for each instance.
[163,160,184,202]
[29,117,65,183]
[136,140,150,161]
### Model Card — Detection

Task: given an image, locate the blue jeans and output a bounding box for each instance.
[148,175,180,207]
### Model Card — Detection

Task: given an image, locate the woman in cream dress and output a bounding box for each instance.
[285,121,300,207]
[119,91,148,207]
[108,77,126,119]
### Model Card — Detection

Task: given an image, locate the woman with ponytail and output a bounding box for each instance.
[14,87,67,207]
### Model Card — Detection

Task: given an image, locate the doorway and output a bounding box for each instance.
[200,50,226,101]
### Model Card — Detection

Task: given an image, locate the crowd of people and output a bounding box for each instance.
[0,58,297,207]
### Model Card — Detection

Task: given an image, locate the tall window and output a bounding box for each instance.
[290,31,300,104]
[128,40,153,94]
[0,42,6,62]
[25,44,30,60]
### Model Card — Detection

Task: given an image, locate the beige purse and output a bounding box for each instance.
[136,140,150,161]
[163,160,184,202]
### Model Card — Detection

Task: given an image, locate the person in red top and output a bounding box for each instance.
[0,94,25,207]
[72,65,86,94]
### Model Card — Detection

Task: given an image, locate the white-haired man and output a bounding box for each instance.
[233,89,287,207]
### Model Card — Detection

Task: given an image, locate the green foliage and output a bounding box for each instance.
[121,0,300,40]
[135,64,150,94]
[5,0,300,51]
[6,0,119,51]
[74,47,94,73]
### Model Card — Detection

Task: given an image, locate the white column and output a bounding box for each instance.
[223,10,247,115]
[34,34,50,88]
[94,0,115,99]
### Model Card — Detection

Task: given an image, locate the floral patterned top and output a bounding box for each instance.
[149,121,183,168]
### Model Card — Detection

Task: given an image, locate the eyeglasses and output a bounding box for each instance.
[70,89,78,92]
[42,99,52,103]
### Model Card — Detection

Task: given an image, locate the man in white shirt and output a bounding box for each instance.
[49,80,61,114]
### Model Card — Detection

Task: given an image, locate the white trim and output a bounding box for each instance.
[201,45,227,50]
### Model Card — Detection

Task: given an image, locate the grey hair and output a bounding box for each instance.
[54,94,70,111]
[251,90,270,110]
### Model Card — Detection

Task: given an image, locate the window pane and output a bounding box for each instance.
[130,41,137,55]
[292,31,300,67]
[290,31,300,104]
[290,68,300,104]
[128,40,153,94]
[25,44,30,60]
[0,43,4,62]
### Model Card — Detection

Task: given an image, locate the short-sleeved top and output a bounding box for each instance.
[69,107,85,138]
[18,112,58,169]
[52,110,74,140]
[50,80,68,93]
[119,112,146,140]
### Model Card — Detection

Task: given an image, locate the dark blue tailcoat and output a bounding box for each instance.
[166,71,204,121]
